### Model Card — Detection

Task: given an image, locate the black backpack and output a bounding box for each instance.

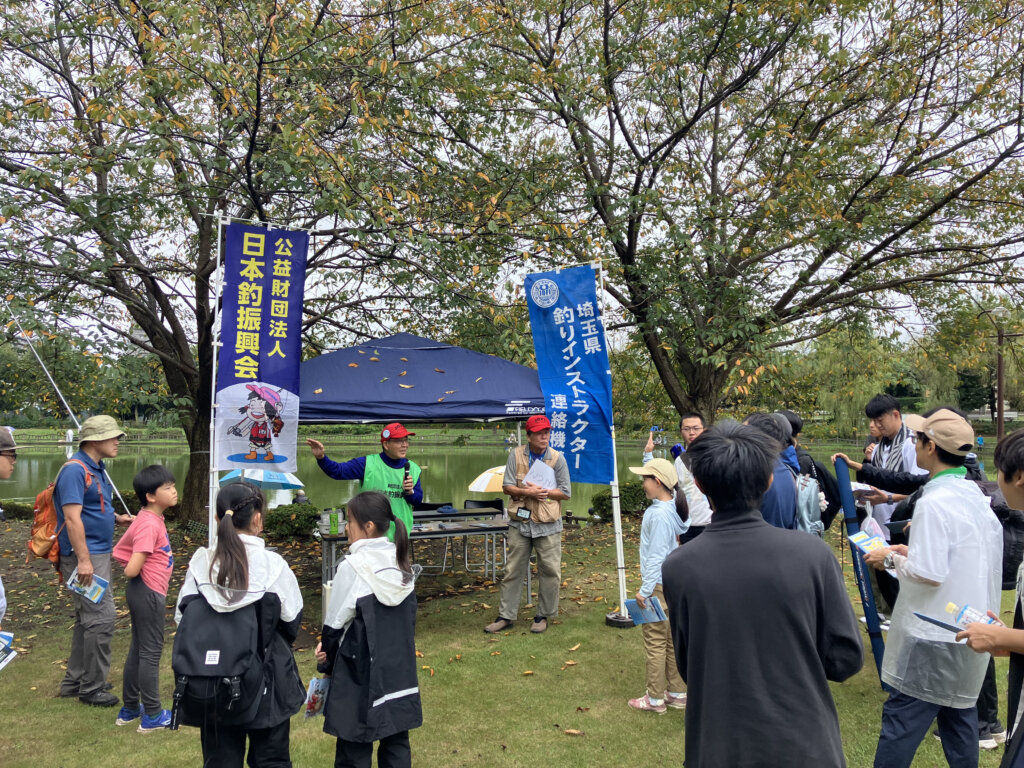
[170,591,269,729]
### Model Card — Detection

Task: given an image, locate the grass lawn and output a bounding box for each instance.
[0,519,1012,767]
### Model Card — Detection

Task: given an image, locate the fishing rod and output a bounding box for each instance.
[1,295,133,516]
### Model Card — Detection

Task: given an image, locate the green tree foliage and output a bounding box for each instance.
[419,0,1024,418]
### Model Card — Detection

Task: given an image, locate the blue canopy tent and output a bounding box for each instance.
[298,333,546,423]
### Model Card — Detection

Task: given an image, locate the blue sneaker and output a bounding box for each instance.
[137,709,172,733]
[115,705,143,726]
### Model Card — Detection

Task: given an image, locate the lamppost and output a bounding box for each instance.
[980,307,1012,442]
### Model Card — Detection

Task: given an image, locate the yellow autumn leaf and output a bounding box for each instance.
[314,388,323,394]
[564,729,584,736]
[369,357,380,361]
[399,371,407,376]
[400,357,408,362]
[522,670,534,676]
[348,363,359,368]
[568,643,581,651]
[475,377,483,382]
[399,384,414,389]
[434,368,445,373]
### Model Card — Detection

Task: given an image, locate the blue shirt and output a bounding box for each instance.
[316,451,424,506]
[55,450,115,555]
[760,457,798,530]
[639,498,689,598]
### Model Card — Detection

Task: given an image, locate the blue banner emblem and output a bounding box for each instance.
[215,223,308,471]
[525,266,614,485]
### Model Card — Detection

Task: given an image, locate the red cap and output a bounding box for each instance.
[381,422,415,442]
[525,414,551,433]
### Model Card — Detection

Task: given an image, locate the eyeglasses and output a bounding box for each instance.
[0,451,15,460]
[681,426,703,433]
[387,438,410,445]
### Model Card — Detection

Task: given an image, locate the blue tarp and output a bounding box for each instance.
[298,333,546,423]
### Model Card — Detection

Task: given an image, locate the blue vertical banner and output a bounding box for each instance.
[525,265,614,484]
[215,223,308,472]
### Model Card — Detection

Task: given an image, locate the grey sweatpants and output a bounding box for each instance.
[59,552,116,698]
[122,576,167,715]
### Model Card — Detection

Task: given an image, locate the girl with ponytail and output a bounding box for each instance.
[174,481,305,767]
[316,490,422,767]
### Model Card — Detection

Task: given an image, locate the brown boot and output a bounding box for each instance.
[244,451,258,460]
[263,451,275,461]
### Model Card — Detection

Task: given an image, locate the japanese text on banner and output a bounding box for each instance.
[215,223,308,472]
[525,266,614,485]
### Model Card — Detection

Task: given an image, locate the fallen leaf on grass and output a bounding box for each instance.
[522,670,534,676]
[490,651,502,656]
[564,660,577,666]
[415,650,424,658]
[568,643,581,651]
[576,707,590,712]
[564,729,584,736]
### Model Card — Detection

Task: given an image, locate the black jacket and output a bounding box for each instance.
[321,592,422,742]
[177,592,305,730]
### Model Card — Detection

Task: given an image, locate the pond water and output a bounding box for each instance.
[0,440,659,516]
[1,439,992,513]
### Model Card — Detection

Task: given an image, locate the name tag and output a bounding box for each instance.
[516,508,531,520]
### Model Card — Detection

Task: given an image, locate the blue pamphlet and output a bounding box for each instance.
[625,596,667,625]
[66,568,109,604]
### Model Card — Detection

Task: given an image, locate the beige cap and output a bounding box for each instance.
[904,410,974,456]
[628,458,678,489]
[78,415,126,444]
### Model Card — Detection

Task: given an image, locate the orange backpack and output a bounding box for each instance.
[26,459,104,575]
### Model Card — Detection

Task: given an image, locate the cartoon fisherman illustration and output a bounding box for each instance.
[227,384,284,461]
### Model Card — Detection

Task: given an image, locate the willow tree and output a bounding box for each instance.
[413,0,1024,418]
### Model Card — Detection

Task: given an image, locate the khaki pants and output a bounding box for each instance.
[59,552,116,698]
[498,525,561,620]
[642,584,685,699]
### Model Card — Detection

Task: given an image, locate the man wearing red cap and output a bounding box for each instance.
[307,423,423,539]
[484,413,571,634]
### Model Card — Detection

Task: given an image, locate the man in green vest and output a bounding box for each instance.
[484,414,571,635]
[307,422,423,539]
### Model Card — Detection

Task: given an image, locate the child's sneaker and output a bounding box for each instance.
[627,694,667,714]
[115,705,143,726]
[137,709,172,733]
[665,692,687,709]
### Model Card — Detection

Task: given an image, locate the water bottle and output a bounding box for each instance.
[945,602,998,628]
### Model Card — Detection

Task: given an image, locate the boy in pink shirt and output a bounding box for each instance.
[112,465,176,732]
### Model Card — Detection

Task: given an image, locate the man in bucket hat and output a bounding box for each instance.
[56,415,134,707]
[484,413,571,635]
[307,422,423,539]
[863,408,1002,768]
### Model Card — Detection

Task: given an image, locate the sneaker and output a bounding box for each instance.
[79,690,119,708]
[627,694,667,714]
[530,617,548,634]
[115,705,143,726]
[979,736,999,750]
[138,709,172,733]
[665,692,687,709]
[992,727,1008,745]
[484,617,514,634]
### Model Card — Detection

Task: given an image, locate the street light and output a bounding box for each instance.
[980,307,1010,442]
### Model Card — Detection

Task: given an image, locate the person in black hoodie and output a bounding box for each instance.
[316,491,421,768]
[175,482,305,768]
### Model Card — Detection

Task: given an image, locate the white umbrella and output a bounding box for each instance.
[220,468,305,490]
[468,465,505,493]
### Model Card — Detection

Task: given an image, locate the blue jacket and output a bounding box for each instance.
[317,451,424,507]
[639,499,689,598]
[760,458,798,530]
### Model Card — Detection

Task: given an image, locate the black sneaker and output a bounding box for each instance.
[80,690,119,708]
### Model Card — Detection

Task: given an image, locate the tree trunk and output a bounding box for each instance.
[179,418,210,524]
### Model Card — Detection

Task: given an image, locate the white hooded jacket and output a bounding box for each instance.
[175,533,303,624]
[323,537,415,635]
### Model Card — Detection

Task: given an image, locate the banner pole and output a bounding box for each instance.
[593,264,632,628]
[207,215,225,546]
